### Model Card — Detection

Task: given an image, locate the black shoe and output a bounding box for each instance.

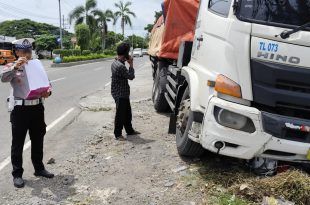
[127,130,141,136]
[13,177,25,188]
[34,169,54,178]
[115,135,127,141]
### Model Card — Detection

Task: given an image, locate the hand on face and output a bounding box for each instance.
[14,57,28,69]
[126,56,134,67]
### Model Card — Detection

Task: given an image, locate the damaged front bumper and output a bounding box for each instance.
[200,97,310,163]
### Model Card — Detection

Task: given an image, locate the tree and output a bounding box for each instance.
[0,19,71,39]
[114,1,136,36]
[92,9,114,50]
[75,24,91,51]
[105,31,124,50]
[35,35,58,58]
[69,0,98,32]
[126,35,148,49]
[144,11,163,33]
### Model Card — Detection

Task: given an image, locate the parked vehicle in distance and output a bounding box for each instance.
[0,49,16,65]
[142,49,148,56]
[132,48,143,57]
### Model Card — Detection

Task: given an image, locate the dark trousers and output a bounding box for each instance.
[10,104,46,178]
[114,98,134,137]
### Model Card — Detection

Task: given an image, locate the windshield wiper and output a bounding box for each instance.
[276,21,310,39]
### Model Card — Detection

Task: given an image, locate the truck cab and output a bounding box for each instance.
[152,0,310,165]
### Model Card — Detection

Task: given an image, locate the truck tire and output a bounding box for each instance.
[152,61,170,112]
[176,88,204,157]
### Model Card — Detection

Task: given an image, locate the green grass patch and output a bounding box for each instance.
[216,193,252,205]
[60,54,114,63]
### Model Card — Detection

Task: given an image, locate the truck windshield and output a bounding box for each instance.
[236,0,310,30]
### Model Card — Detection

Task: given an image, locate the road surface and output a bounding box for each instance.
[0,57,149,173]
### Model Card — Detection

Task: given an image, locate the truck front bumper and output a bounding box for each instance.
[201,97,310,163]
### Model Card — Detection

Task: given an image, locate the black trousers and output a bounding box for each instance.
[114,98,134,137]
[10,104,46,178]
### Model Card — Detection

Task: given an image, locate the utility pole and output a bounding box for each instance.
[58,0,63,49]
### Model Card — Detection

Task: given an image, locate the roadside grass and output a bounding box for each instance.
[216,193,251,205]
[179,153,310,205]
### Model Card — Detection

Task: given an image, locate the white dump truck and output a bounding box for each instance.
[149,0,310,168]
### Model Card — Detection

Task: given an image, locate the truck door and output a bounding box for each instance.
[190,0,234,107]
[192,0,233,60]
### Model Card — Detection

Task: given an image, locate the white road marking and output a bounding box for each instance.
[0,107,75,172]
[94,67,103,71]
[50,77,66,83]
[105,82,111,87]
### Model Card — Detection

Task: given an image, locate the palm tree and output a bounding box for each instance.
[92,9,114,50]
[69,0,98,28]
[114,1,136,36]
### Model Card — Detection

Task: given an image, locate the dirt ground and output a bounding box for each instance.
[0,65,309,205]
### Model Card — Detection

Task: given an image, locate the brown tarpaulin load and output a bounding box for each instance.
[159,0,199,60]
[148,16,165,57]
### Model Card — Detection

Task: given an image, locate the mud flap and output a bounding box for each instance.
[169,113,177,134]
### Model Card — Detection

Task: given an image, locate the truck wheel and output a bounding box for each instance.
[176,88,204,157]
[152,61,170,112]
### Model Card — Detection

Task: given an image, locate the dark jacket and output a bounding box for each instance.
[111,59,135,100]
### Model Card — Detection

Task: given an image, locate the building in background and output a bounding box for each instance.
[0,35,16,50]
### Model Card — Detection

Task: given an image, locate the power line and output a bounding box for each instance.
[0,1,59,20]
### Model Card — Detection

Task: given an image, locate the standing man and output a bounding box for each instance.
[0,38,54,188]
[111,43,140,140]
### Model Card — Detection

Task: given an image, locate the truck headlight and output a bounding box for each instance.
[215,75,242,98]
[214,106,255,133]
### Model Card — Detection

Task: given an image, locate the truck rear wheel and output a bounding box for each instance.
[176,89,204,157]
[152,61,170,112]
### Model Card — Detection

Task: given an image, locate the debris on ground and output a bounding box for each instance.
[262,196,295,205]
[47,158,56,165]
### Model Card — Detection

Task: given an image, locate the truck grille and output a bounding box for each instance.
[251,60,310,119]
[261,111,310,144]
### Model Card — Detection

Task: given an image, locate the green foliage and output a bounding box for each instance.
[35,35,58,52]
[62,37,72,49]
[125,35,148,48]
[0,19,71,39]
[103,49,116,56]
[61,53,111,63]
[114,1,136,36]
[105,31,124,50]
[82,50,91,55]
[53,49,81,57]
[144,11,163,33]
[217,194,250,205]
[75,24,91,51]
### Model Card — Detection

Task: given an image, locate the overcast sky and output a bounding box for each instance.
[0,0,162,37]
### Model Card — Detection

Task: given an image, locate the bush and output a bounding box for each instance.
[103,49,116,56]
[82,50,91,56]
[61,54,111,63]
[52,49,81,57]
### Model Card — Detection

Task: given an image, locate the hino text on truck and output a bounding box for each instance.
[148,0,310,174]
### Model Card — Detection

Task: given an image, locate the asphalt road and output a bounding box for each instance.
[0,56,149,169]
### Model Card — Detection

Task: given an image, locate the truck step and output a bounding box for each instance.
[165,92,175,111]
[167,76,177,89]
[168,66,181,77]
[166,84,176,99]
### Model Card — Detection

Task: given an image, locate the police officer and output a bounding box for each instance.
[0,38,54,188]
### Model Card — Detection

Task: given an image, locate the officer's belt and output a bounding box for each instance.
[14,98,44,106]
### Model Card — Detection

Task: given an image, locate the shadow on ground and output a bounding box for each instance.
[26,174,76,202]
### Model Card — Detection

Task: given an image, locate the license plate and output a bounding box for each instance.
[307,149,310,160]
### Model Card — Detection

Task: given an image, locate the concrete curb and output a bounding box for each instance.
[51,57,115,68]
